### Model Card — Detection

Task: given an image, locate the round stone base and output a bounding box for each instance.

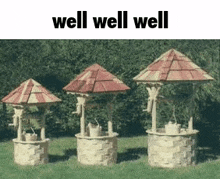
[13,138,49,166]
[75,133,118,166]
[147,129,199,168]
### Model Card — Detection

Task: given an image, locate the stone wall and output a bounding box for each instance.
[76,133,118,166]
[13,139,49,166]
[147,130,198,168]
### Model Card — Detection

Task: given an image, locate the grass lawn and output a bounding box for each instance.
[0,136,219,179]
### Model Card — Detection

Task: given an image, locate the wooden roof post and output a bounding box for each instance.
[41,113,46,141]
[150,84,161,132]
[15,106,24,141]
[151,86,157,132]
[40,105,49,141]
[145,83,161,132]
[146,87,154,113]
[108,94,117,136]
[81,101,85,136]
[79,96,87,136]
[188,83,196,132]
[10,106,23,127]
[18,116,22,141]
[108,102,113,136]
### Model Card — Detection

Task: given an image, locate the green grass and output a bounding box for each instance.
[0,136,219,179]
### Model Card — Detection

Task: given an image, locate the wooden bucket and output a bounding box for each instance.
[25,133,38,141]
[165,122,181,134]
[88,123,101,137]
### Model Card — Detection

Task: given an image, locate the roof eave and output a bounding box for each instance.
[134,79,214,85]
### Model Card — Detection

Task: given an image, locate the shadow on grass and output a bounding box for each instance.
[49,148,77,163]
[117,147,147,163]
[197,147,220,164]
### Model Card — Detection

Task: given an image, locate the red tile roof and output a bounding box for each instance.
[133,49,214,83]
[63,63,130,94]
[2,79,61,105]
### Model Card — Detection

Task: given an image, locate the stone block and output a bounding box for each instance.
[157,140,174,147]
[173,139,187,147]
[159,152,174,159]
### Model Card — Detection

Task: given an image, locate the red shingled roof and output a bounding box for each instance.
[63,64,130,94]
[133,49,214,83]
[2,79,61,105]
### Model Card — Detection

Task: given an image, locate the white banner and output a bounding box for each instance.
[0,0,219,39]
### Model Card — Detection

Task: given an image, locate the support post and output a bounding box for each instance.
[146,88,154,113]
[152,86,157,132]
[13,108,19,127]
[81,102,85,136]
[146,84,161,132]
[79,96,87,136]
[151,86,157,132]
[188,83,195,132]
[41,106,49,141]
[72,95,87,136]
[41,116,46,141]
[41,117,45,140]
[188,117,193,132]
[18,116,23,141]
[15,106,24,141]
[12,106,23,127]
[108,121,113,136]
[108,102,113,136]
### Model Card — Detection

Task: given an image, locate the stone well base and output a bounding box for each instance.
[13,138,49,166]
[75,133,118,166]
[147,129,199,168]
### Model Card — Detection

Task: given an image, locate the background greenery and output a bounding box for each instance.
[0,40,219,149]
